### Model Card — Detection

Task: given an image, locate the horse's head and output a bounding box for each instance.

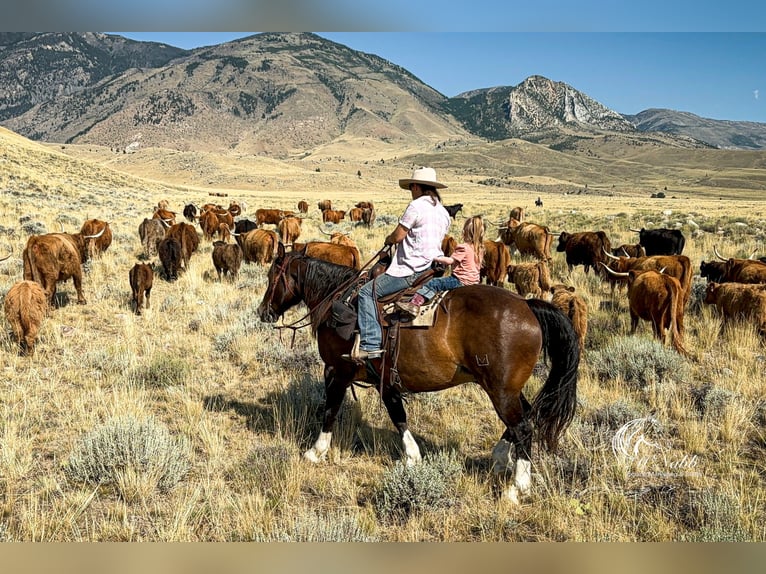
[258,243,304,323]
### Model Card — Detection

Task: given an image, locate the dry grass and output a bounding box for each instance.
[1,126,766,541]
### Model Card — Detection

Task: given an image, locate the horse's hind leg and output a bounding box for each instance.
[381,387,421,466]
[491,392,533,504]
[304,365,348,463]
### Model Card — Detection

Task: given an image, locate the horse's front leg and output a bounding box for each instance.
[304,365,348,463]
[381,385,421,466]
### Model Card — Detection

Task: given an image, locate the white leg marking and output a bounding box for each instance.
[514,458,532,495]
[402,430,422,466]
[491,438,513,474]
[303,431,332,463]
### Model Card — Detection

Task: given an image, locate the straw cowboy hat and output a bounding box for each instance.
[398,166,447,190]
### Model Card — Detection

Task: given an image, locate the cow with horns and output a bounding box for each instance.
[703,281,766,338]
[497,219,555,262]
[79,219,112,259]
[709,246,766,284]
[556,230,612,276]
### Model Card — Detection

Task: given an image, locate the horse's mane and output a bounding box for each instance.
[299,255,360,336]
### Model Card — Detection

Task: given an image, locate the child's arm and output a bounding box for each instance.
[434,255,455,265]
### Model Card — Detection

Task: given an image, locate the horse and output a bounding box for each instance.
[257,245,580,503]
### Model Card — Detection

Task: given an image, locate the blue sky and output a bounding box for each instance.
[115,32,766,123]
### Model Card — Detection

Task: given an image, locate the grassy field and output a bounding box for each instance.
[1,126,765,541]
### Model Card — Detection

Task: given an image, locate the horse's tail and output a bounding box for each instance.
[525,298,580,452]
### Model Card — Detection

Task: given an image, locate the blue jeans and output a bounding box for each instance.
[357,270,427,351]
[416,275,461,301]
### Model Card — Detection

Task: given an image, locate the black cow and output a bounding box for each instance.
[444,203,463,219]
[700,260,727,283]
[233,219,259,247]
[183,204,198,222]
[557,230,612,276]
[631,227,685,256]
[158,237,183,282]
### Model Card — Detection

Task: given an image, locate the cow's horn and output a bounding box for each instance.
[748,249,757,260]
[603,247,620,260]
[0,245,12,261]
[621,247,630,257]
[83,226,106,239]
[629,227,641,233]
[318,227,333,236]
[160,218,172,228]
[713,245,727,262]
[600,262,629,277]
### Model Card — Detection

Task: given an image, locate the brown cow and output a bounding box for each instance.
[441,235,457,257]
[292,241,362,270]
[499,219,554,262]
[509,206,525,222]
[212,241,243,281]
[612,243,646,258]
[129,262,153,315]
[23,233,88,306]
[361,207,376,227]
[138,218,166,259]
[241,229,280,266]
[80,219,112,259]
[298,200,309,214]
[317,199,332,212]
[198,209,220,241]
[547,284,588,352]
[255,208,295,227]
[4,280,47,355]
[703,282,766,337]
[506,261,552,298]
[602,253,694,309]
[355,201,374,210]
[557,230,612,276]
[481,240,511,287]
[348,207,364,222]
[625,269,687,354]
[712,247,766,284]
[322,209,346,224]
[152,207,176,227]
[277,215,302,246]
[228,201,242,217]
[165,222,200,269]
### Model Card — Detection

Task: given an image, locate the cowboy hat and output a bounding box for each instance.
[398,166,447,190]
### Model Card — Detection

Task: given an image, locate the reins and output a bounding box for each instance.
[272,246,391,345]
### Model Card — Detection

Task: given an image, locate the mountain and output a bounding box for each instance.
[625,108,766,150]
[0,32,763,154]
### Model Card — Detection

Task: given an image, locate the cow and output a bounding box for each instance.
[79,219,112,259]
[128,262,153,315]
[505,261,552,298]
[355,201,374,210]
[547,284,588,352]
[157,199,170,211]
[255,208,295,227]
[535,197,543,208]
[557,230,612,276]
[481,240,511,287]
[509,206,524,222]
[700,260,728,283]
[198,209,220,241]
[23,233,89,306]
[361,207,376,227]
[4,280,47,355]
[277,215,302,246]
[292,241,362,270]
[233,219,259,248]
[228,201,242,217]
[297,200,309,214]
[444,203,463,219]
[712,246,766,284]
[629,227,685,256]
[212,241,243,281]
[602,253,694,310]
[348,207,364,223]
[152,207,176,227]
[322,209,346,224]
[158,237,183,281]
[317,199,332,212]
[165,222,200,269]
[611,243,646,259]
[499,219,555,262]
[183,204,198,222]
[240,229,280,266]
[138,218,166,259]
[615,268,687,354]
[703,282,766,337]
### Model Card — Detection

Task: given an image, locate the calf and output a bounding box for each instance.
[506,261,552,298]
[212,241,243,281]
[129,263,153,315]
[703,282,766,337]
[481,240,511,287]
[4,280,48,356]
[158,237,183,282]
[547,284,588,352]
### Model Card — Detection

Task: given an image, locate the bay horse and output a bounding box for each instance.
[257,245,580,503]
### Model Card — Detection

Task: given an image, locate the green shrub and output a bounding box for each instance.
[131,354,190,388]
[66,415,190,496]
[374,450,463,522]
[588,336,690,389]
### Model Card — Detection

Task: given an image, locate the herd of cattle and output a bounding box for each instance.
[3,199,765,358]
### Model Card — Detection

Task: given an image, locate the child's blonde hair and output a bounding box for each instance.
[463,216,485,265]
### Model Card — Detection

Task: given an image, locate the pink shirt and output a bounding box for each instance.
[387,195,450,277]
[449,243,481,285]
